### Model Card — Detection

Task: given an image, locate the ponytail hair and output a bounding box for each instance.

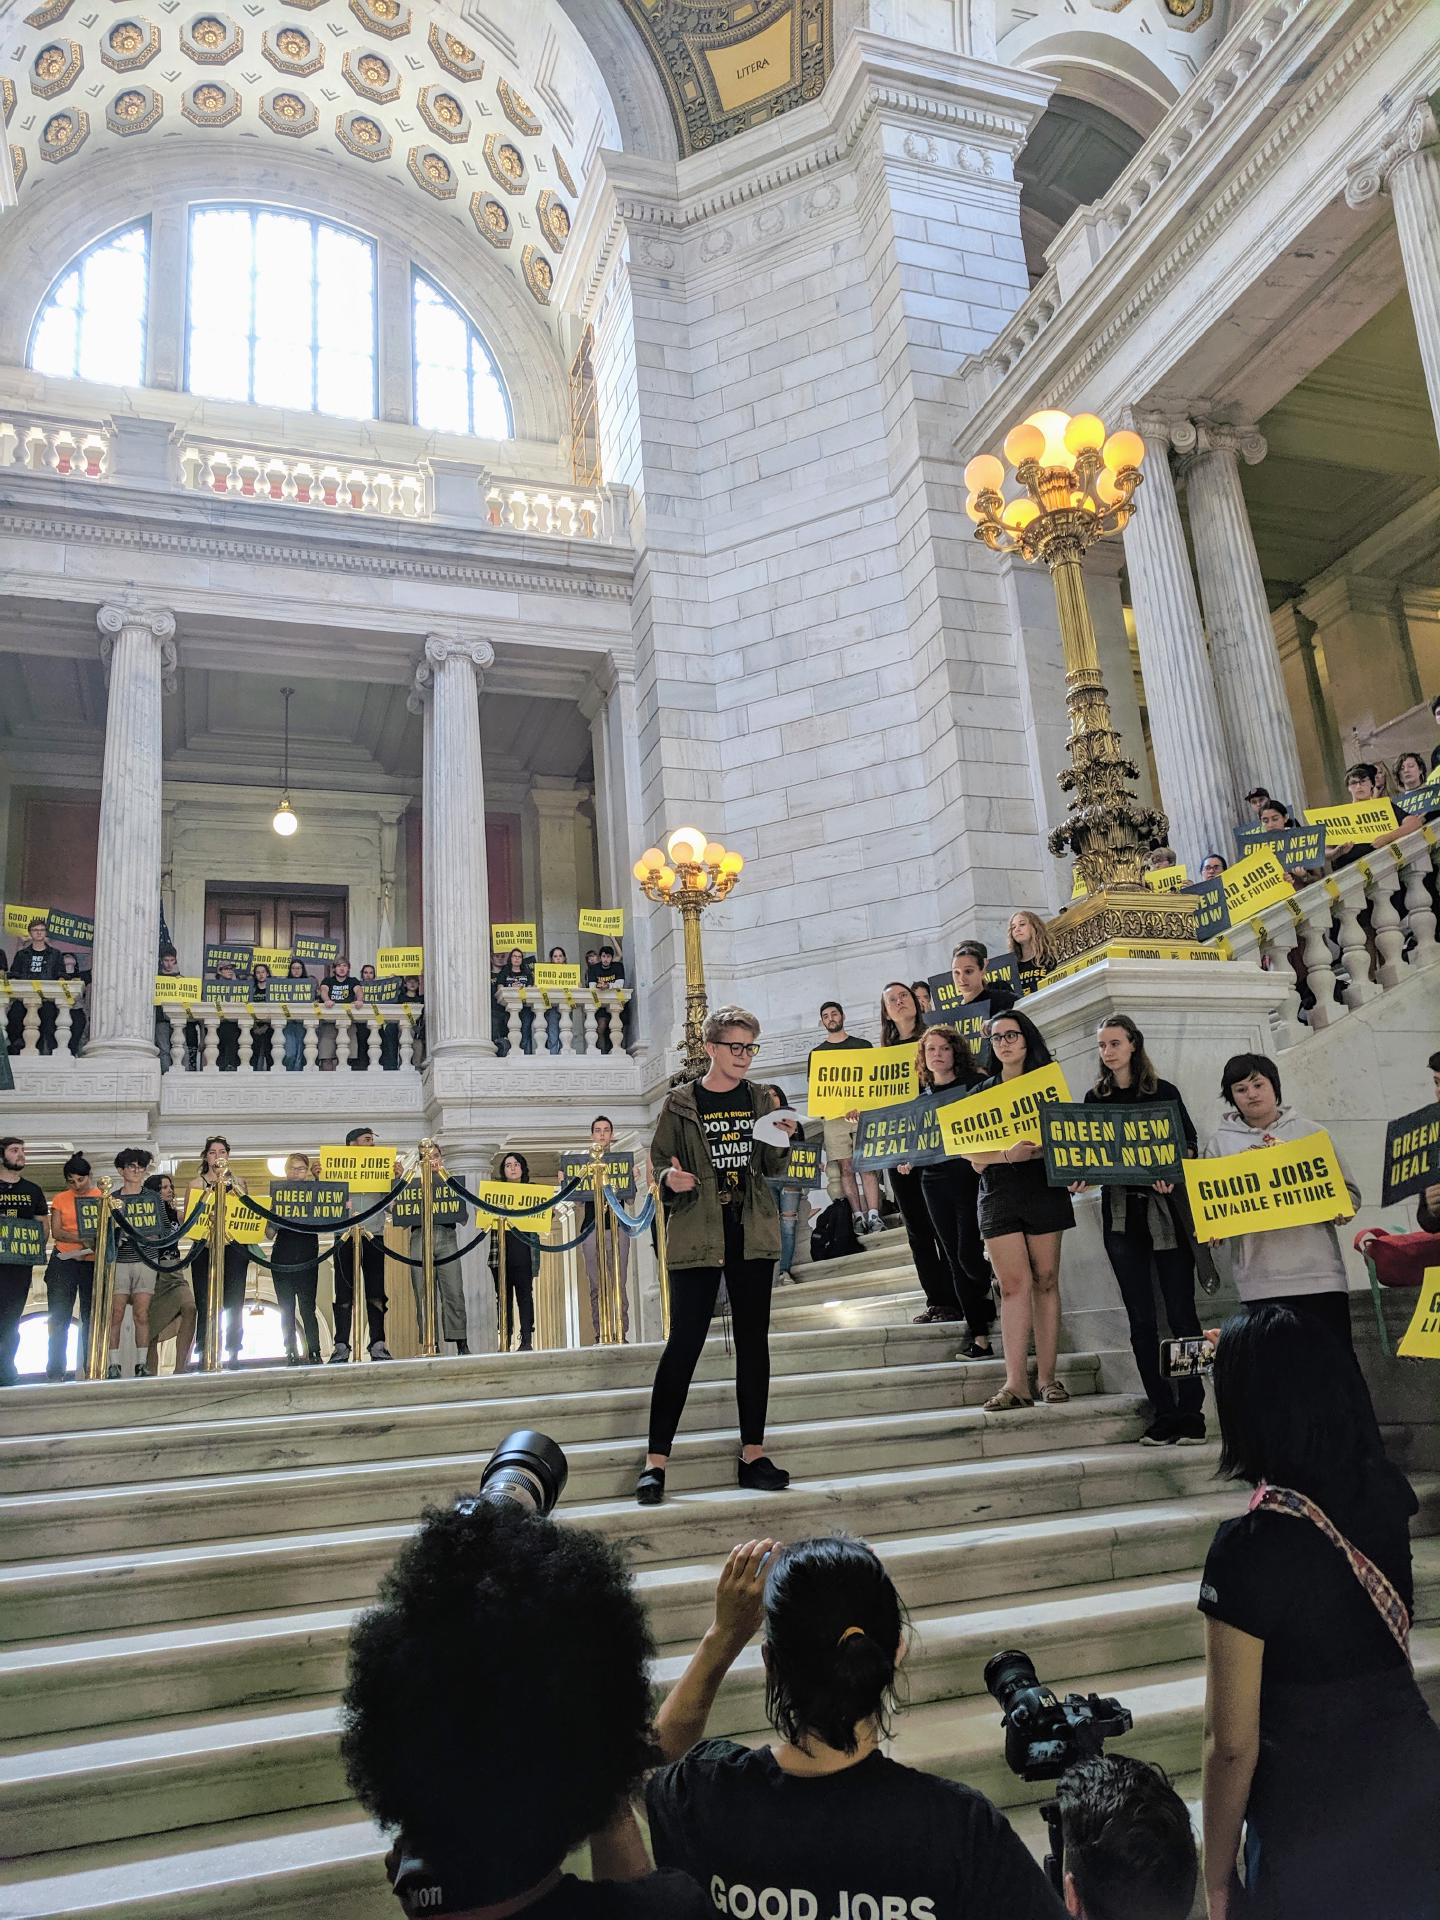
[762,1536,906,1756]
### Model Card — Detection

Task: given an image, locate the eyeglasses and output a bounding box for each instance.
[991,1030,1025,1044]
[715,1040,761,1058]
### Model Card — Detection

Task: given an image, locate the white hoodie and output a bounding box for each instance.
[1203,1104,1361,1301]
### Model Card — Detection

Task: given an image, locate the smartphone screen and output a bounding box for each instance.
[1160,1336,1216,1379]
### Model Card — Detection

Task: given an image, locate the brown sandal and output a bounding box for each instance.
[983,1386,1034,1412]
[1038,1379,1070,1405]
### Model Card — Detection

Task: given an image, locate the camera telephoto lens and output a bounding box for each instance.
[469,1429,569,1516]
[984,1648,1043,1716]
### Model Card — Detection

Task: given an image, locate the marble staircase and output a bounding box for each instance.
[0,1237,1436,1919]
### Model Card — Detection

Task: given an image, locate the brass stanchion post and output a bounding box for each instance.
[84,1180,115,1382]
[347,1220,364,1362]
[497,1213,511,1353]
[590,1158,612,1344]
[650,1179,671,1340]
[202,1173,226,1374]
[418,1138,439,1358]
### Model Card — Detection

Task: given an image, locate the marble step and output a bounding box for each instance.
[0,1321,954,1439]
[3,1486,1289,1739]
[0,1436,1230,1644]
[0,1387,1146,1565]
[0,1352,1098,1497]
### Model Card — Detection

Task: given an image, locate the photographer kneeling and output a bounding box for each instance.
[341,1499,710,1920]
[601,1533,1061,1917]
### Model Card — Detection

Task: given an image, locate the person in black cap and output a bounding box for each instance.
[331,1125,392,1362]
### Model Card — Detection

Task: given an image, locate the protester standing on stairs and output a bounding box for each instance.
[878,982,957,1325]
[912,1026,994,1356]
[637,1007,795,1508]
[330,1125,392,1364]
[960,1010,1074,1413]
[271,1152,324,1365]
[1078,1017,1208,1447]
[809,1003,882,1236]
[186,1136,250,1370]
[0,1138,48,1387]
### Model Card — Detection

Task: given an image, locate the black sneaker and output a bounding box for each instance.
[106,1363,122,1380]
[1140,1420,1178,1447]
[738,1455,790,1491]
[635,1468,666,1507]
[1170,1417,1207,1446]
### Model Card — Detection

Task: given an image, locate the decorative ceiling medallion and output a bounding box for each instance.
[417,84,468,143]
[31,39,83,99]
[342,48,401,101]
[336,108,391,159]
[552,144,576,195]
[407,145,455,198]
[24,0,73,28]
[183,78,240,124]
[469,191,511,248]
[482,130,525,192]
[616,0,831,158]
[181,13,242,63]
[1,77,14,126]
[347,0,410,39]
[535,189,570,254]
[260,86,317,135]
[10,143,26,192]
[39,107,88,160]
[520,244,553,306]
[264,25,323,75]
[102,20,162,72]
[495,75,540,135]
[1163,0,1212,21]
[427,23,481,82]
[107,83,162,133]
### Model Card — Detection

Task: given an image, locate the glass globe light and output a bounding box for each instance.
[632,857,651,883]
[1102,429,1146,472]
[965,493,988,524]
[272,798,299,837]
[720,851,744,875]
[640,847,664,871]
[1004,421,1045,467]
[1063,413,1107,456]
[1002,498,1040,530]
[666,826,706,862]
[702,841,726,865]
[1095,468,1123,506]
[963,453,1004,494]
[1027,409,1074,468]
[656,865,677,891]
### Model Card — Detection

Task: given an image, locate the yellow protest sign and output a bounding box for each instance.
[1303,799,1397,843]
[1222,846,1294,922]
[3,905,47,938]
[936,1062,1071,1155]
[1398,1272,1440,1360]
[534,963,581,992]
[1184,1129,1353,1243]
[154,975,203,1004]
[377,947,423,976]
[1070,870,1087,900]
[252,948,292,974]
[807,1042,919,1118]
[189,1190,269,1245]
[477,1182,554,1236]
[579,908,626,938]
[319,1145,397,1192]
[1144,864,1188,892]
[492,923,537,954]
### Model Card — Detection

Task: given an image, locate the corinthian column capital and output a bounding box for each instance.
[97,600,179,692]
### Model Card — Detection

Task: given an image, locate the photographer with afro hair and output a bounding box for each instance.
[341,1498,709,1920]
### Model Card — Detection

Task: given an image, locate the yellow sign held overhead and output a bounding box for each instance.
[491,923,537,955]
[1144,864,1188,892]
[318,1145,396,1192]
[377,947,424,976]
[807,1043,919,1118]
[937,1062,1071,1156]
[1303,798,1398,843]
[3,905,47,939]
[1221,846,1294,923]
[1184,1130,1353,1243]
[477,1182,555,1236]
[1398,1272,1440,1360]
[579,908,625,938]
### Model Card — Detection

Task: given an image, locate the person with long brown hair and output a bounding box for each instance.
[913,1026,993,1355]
[1006,911,1055,996]
[878,982,956,1324]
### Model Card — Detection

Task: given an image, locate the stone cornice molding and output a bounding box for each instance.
[1345,93,1438,206]
[955,0,1418,454]
[97,597,178,692]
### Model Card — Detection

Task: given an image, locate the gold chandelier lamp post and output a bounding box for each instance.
[632,827,744,1078]
[964,408,1198,962]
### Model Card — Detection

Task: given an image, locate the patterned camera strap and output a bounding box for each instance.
[1251,1481,1412,1664]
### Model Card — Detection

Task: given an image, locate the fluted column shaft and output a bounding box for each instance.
[1183,433,1307,814]
[90,603,176,1059]
[1122,432,1238,865]
[411,636,493,1058]
[1391,129,1440,448]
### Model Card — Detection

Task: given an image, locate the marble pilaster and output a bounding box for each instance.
[1350,101,1440,448]
[526,781,586,955]
[89,601,177,1060]
[409,635,494,1060]
[1121,425,1239,866]
[1178,419,1307,814]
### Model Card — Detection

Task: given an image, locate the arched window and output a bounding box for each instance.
[30,224,149,386]
[412,272,512,439]
[186,206,377,419]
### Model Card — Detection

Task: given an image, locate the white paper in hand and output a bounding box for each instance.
[753,1108,801,1147]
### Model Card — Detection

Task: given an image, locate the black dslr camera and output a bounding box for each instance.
[455,1428,569,1517]
[984,1648,1133,1895]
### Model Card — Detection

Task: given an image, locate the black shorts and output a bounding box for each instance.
[979,1164,1074,1240]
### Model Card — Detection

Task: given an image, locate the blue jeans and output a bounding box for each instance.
[545,1007,562,1054]
[283,1020,305,1070]
[777,1186,802,1274]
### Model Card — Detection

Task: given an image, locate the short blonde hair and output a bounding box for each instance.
[703,1005,760,1045]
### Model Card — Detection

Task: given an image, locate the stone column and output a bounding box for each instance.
[408,635,494,1061]
[1121,424,1239,866]
[526,780,586,952]
[1350,102,1440,447]
[1178,419,1307,814]
[90,601,177,1060]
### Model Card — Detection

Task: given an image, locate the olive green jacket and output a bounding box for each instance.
[652,1077,788,1269]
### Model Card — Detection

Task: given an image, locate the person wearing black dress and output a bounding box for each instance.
[489,1151,538,1351]
[1201,1306,1440,1919]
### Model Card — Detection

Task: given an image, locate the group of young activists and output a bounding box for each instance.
[491,940,629,1056]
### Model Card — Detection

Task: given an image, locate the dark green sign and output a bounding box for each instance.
[776,1140,822,1186]
[1232,824,1326,870]
[207,981,251,1005]
[0,1217,44,1265]
[47,910,94,946]
[853,1094,949,1173]
[293,935,340,964]
[365,976,404,1003]
[1040,1101,1186,1186]
[558,1150,637,1196]
[269,980,316,1005]
[1185,877,1231,940]
[1382,1102,1440,1207]
[1395,777,1440,818]
[204,944,253,976]
[390,1180,466,1226]
[269,1181,349,1228]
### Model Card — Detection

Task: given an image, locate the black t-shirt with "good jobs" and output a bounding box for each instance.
[693,1083,756,1202]
[647,1741,1062,1920]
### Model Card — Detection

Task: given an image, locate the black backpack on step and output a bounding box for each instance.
[808,1197,861,1263]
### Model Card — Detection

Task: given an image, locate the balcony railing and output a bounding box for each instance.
[178,446,428,518]
[0,416,109,480]
[4,982,85,1057]
[156,1001,422,1074]
[495,984,633,1058]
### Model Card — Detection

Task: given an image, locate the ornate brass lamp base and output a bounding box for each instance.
[1045,886,1201,966]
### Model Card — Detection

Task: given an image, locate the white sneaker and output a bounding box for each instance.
[852,1212,867,1234]
[866,1210,884,1234]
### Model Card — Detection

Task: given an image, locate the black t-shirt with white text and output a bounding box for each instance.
[11,946,62,981]
[647,1741,1062,1920]
[693,1082,756,1201]
[0,1177,47,1220]
[392,1870,708,1920]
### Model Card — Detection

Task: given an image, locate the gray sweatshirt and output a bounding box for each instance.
[1203,1105,1361,1301]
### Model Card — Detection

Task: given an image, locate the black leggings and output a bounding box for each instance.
[1103,1220,1203,1423]
[891,1166,954,1312]
[920,1163,993,1335]
[647,1211,774,1456]
[333,1233,387,1349]
[271,1230,321,1360]
[191,1242,249,1361]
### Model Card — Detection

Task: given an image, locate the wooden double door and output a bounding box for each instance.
[204,886,347,955]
